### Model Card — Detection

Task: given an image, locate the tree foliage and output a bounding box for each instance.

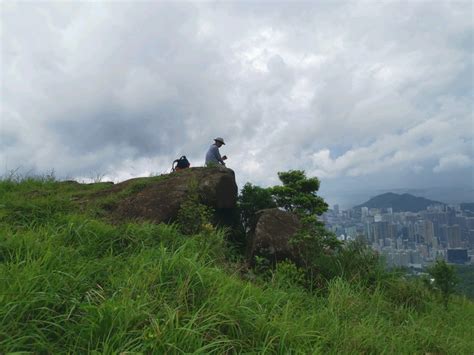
[269,170,328,216]
[176,180,213,235]
[238,183,276,232]
[427,259,458,309]
[269,171,340,277]
[239,170,346,285]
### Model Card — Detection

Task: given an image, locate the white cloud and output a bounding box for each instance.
[434,154,473,173]
[305,93,473,179]
[1,0,472,198]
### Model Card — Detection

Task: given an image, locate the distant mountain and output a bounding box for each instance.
[321,186,473,210]
[382,187,474,205]
[355,192,444,212]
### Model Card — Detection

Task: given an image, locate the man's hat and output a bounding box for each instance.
[214,137,225,145]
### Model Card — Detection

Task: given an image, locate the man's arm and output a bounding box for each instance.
[215,148,225,165]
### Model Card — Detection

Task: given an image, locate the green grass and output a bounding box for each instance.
[455,264,474,300]
[1,177,473,353]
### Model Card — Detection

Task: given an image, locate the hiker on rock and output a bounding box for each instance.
[205,137,227,167]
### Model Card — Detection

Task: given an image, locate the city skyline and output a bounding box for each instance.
[323,199,474,268]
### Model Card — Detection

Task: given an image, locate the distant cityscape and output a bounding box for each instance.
[322,195,474,269]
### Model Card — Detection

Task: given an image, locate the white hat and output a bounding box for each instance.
[214,137,225,144]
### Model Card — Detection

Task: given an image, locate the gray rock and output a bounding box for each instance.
[247,208,302,264]
[106,167,237,223]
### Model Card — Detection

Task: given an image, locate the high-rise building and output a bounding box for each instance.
[400,252,410,266]
[345,226,357,239]
[454,216,467,229]
[466,217,474,230]
[427,204,445,213]
[447,225,462,248]
[407,222,416,243]
[396,237,403,250]
[469,230,474,249]
[432,220,441,241]
[447,209,456,225]
[361,207,369,218]
[418,244,429,258]
[409,250,422,264]
[447,249,469,264]
[365,222,372,242]
[423,220,435,246]
[390,224,398,240]
[414,221,425,244]
[376,221,394,240]
[440,225,449,246]
[405,214,418,224]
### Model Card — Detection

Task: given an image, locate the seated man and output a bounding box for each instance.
[205,137,227,167]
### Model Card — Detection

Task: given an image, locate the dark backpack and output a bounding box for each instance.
[172,156,190,171]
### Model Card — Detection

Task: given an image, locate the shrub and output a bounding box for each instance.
[383,277,432,311]
[176,180,214,235]
[334,240,386,287]
[271,260,305,290]
[238,183,276,232]
[194,224,228,264]
[239,170,392,295]
[427,259,458,309]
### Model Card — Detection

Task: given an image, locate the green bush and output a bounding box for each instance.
[383,277,432,311]
[238,183,276,232]
[240,171,389,290]
[271,260,305,290]
[333,240,386,286]
[176,198,213,235]
[427,259,458,309]
[176,180,214,235]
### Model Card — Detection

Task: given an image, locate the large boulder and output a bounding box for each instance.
[98,167,238,224]
[247,208,302,264]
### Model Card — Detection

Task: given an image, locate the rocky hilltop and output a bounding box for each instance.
[93,167,238,224]
[83,167,303,263]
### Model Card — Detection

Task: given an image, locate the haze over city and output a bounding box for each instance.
[2,1,473,207]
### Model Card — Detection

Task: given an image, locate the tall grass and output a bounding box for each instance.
[1,177,473,353]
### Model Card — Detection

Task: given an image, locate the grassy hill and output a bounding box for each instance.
[1,177,473,353]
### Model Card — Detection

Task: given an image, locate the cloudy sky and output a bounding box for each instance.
[1,1,473,207]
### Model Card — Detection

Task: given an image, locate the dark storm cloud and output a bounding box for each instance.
[50,105,186,156]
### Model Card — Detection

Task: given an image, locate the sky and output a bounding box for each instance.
[1,0,473,208]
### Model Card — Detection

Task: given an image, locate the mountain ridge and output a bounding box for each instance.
[355,192,444,212]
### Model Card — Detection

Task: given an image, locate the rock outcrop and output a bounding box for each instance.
[247,208,302,264]
[99,167,238,224]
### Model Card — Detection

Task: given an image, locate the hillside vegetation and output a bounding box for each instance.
[1,175,473,353]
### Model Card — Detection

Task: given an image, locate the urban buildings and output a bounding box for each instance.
[322,203,473,269]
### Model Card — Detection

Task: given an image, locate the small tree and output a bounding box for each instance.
[176,180,213,235]
[270,170,328,216]
[238,183,276,232]
[270,170,341,281]
[241,170,381,288]
[427,259,457,309]
[270,170,333,239]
